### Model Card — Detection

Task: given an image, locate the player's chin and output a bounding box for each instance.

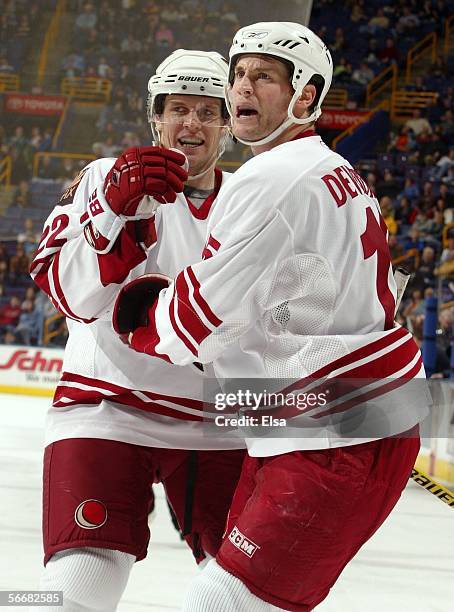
[232,124,262,142]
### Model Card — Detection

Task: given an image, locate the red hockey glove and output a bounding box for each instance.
[84,147,188,254]
[113,273,171,338]
[113,273,204,370]
[104,146,188,215]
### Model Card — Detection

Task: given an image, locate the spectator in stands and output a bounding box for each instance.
[413,209,437,239]
[47,316,68,348]
[350,0,366,24]
[362,7,390,34]
[434,147,454,180]
[154,20,175,48]
[9,243,29,284]
[419,0,439,28]
[0,245,9,284]
[388,234,404,260]
[8,125,34,183]
[439,183,454,210]
[94,136,119,158]
[161,1,185,23]
[376,168,401,199]
[366,171,377,193]
[419,180,436,210]
[120,32,142,61]
[442,166,454,187]
[404,227,426,253]
[121,131,141,149]
[30,126,42,150]
[395,195,417,230]
[404,109,433,137]
[330,27,347,55]
[13,298,42,345]
[378,37,399,65]
[13,180,31,208]
[412,246,437,292]
[351,62,374,86]
[396,6,420,35]
[418,127,445,165]
[219,1,239,24]
[39,128,53,152]
[97,56,113,79]
[333,57,352,83]
[402,288,425,321]
[3,330,19,345]
[405,75,430,94]
[364,38,380,68]
[23,286,36,307]
[57,158,76,181]
[62,52,85,78]
[398,176,420,202]
[75,3,97,33]
[0,56,14,72]
[17,218,40,255]
[440,110,454,141]
[440,229,454,263]
[429,209,445,241]
[118,63,136,91]
[16,14,31,39]
[379,196,397,235]
[389,125,416,153]
[37,155,56,179]
[0,296,21,336]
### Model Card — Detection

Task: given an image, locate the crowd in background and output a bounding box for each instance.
[0,0,453,374]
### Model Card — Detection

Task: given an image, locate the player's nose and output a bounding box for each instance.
[183,109,203,129]
[235,75,253,95]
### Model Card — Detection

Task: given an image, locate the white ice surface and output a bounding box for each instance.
[0,393,453,611]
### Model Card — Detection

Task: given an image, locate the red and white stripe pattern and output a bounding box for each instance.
[168,265,222,357]
[31,251,95,324]
[54,372,218,421]
[202,234,221,260]
[257,326,423,421]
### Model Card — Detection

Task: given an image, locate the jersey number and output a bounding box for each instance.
[36,214,69,255]
[360,207,395,330]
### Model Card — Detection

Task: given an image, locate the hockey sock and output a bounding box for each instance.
[36,547,135,611]
[182,559,286,611]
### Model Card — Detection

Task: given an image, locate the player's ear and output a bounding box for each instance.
[294,84,316,118]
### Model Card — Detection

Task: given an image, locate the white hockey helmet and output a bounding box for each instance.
[227,22,333,146]
[147,49,229,141]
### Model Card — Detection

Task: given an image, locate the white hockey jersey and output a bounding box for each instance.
[31,159,244,450]
[140,132,430,456]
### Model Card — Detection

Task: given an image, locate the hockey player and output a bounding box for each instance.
[113,23,430,611]
[30,50,246,611]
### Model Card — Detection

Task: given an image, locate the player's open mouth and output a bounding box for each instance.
[236,106,258,118]
[178,137,204,148]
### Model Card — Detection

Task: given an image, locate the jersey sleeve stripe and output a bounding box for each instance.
[50,252,96,324]
[175,271,212,345]
[168,285,198,356]
[186,266,222,327]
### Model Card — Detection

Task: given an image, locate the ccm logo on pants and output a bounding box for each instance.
[228,526,260,558]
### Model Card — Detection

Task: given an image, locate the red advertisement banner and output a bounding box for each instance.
[4,94,66,115]
[318,109,369,131]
